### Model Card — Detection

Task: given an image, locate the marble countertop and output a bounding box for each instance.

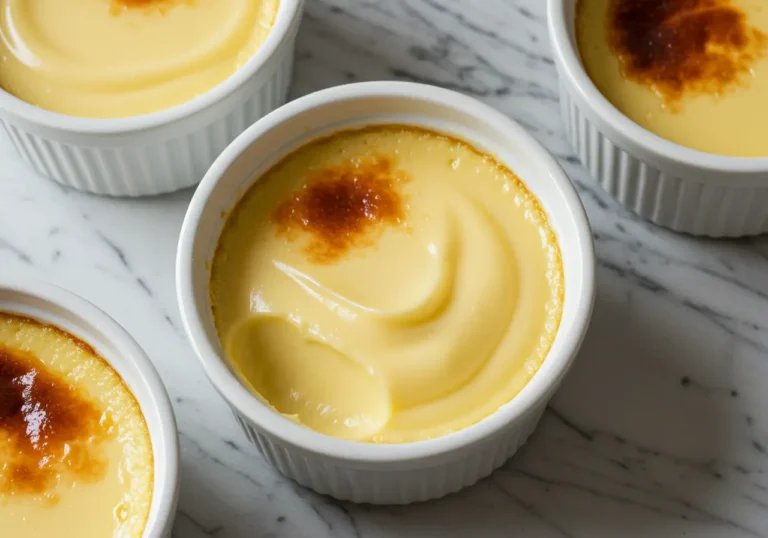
[2,0,768,536]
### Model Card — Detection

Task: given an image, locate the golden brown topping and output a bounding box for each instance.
[109,0,194,14]
[607,0,767,106]
[0,339,110,499]
[273,155,408,263]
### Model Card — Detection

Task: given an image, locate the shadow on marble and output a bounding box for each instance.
[487,278,759,536]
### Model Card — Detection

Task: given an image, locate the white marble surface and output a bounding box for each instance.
[2,0,768,536]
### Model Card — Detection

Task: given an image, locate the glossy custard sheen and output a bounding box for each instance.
[577,0,768,157]
[210,126,564,444]
[0,313,153,538]
[0,0,279,117]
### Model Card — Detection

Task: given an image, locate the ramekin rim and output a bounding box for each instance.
[547,0,768,176]
[0,0,302,135]
[0,275,180,537]
[176,81,596,464]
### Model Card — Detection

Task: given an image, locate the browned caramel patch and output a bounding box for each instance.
[273,155,408,263]
[0,328,112,501]
[607,0,768,106]
[109,0,195,15]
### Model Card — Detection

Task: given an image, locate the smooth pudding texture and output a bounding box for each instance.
[576,0,768,157]
[0,0,279,117]
[210,126,564,444]
[0,313,153,537]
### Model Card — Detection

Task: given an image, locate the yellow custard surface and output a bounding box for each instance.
[577,0,768,157]
[0,313,153,538]
[0,0,279,117]
[210,126,564,444]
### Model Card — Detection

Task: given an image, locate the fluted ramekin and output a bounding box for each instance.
[548,0,768,237]
[0,0,304,197]
[176,81,595,504]
[0,276,179,537]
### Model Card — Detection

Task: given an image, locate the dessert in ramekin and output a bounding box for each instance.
[549,0,768,237]
[177,81,594,504]
[0,276,179,537]
[209,123,565,444]
[0,0,304,196]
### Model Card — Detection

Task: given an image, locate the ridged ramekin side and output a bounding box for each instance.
[0,17,300,197]
[231,404,545,505]
[558,80,768,237]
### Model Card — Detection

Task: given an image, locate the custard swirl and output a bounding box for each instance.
[0,0,278,117]
[211,126,563,443]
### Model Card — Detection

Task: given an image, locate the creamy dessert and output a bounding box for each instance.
[0,0,279,117]
[0,313,153,537]
[209,125,564,444]
[576,0,768,157]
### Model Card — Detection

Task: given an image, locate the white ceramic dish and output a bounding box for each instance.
[176,81,595,505]
[0,276,179,537]
[548,0,768,237]
[0,0,304,197]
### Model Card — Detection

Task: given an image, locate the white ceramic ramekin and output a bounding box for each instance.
[548,0,768,237]
[0,0,304,197]
[176,81,595,504]
[0,276,179,537]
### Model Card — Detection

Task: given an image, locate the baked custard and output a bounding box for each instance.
[209,126,564,443]
[0,313,153,537]
[0,0,279,117]
[576,0,768,157]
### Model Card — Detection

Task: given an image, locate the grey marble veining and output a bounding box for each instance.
[1,1,768,536]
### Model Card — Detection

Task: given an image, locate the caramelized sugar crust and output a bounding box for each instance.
[0,316,113,502]
[109,0,195,14]
[606,0,767,105]
[272,154,408,263]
